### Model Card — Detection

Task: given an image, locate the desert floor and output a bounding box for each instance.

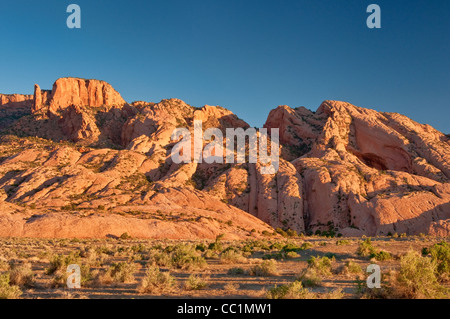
[0,235,448,299]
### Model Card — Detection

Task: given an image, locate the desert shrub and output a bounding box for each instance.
[46,252,80,275]
[149,251,172,268]
[227,267,245,275]
[9,263,34,287]
[354,275,393,299]
[120,232,131,240]
[269,242,284,250]
[170,244,206,270]
[244,240,270,251]
[51,263,93,288]
[297,268,322,287]
[427,241,450,280]
[105,262,136,283]
[208,234,225,252]
[262,251,284,260]
[275,228,288,237]
[220,249,247,264]
[300,242,313,250]
[322,288,344,299]
[195,243,207,252]
[266,281,316,299]
[203,249,220,260]
[184,274,208,291]
[357,238,376,257]
[285,251,300,259]
[339,260,363,275]
[395,250,447,299]
[358,250,449,299]
[249,260,278,277]
[307,256,334,276]
[336,239,350,246]
[372,250,392,261]
[131,244,147,254]
[80,247,106,267]
[0,273,22,299]
[95,245,115,256]
[137,265,176,293]
[281,243,301,253]
[286,229,298,237]
[223,282,239,292]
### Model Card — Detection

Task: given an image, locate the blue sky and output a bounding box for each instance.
[0,0,449,132]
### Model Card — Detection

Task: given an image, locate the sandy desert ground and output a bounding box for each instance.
[0,234,448,299]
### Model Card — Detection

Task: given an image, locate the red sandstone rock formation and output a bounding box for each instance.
[0,93,33,107]
[0,79,449,238]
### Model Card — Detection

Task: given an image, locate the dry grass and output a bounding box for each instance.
[0,236,447,299]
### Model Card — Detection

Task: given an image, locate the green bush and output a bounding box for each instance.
[170,244,206,270]
[249,260,279,277]
[149,251,173,267]
[0,273,22,299]
[105,262,136,283]
[281,243,301,253]
[340,260,363,275]
[298,268,322,287]
[208,234,225,252]
[300,242,313,250]
[184,274,208,290]
[266,281,316,299]
[428,241,450,279]
[372,250,392,261]
[120,232,131,240]
[137,266,176,293]
[220,249,247,264]
[336,239,350,246]
[357,238,376,257]
[46,252,80,275]
[9,263,35,287]
[396,250,448,299]
[307,256,334,276]
[227,267,245,275]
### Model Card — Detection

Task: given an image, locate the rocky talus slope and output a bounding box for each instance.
[0,78,448,238]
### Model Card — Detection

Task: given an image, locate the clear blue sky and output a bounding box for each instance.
[0,0,449,132]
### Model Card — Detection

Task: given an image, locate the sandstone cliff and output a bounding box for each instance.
[0,79,448,238]
[32,77,126,114]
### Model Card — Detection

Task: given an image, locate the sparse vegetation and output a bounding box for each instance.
[394,250,448,298]
[298,268,322,287]
[357,238,376,257]
[0,237,447,299]
[169,244,207,270]
[104,262,136,284]
[307,256,334,276]
[0,273,22,299]
[185,274,208,291]
[339,260,363,275]
[424,241,450,280]
[137,265,176,294]
[266,281,316,299]
[220,249,247,264]
[249,260,279,277]
[9,263,34,287]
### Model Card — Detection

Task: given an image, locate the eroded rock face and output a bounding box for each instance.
[0,94,34,130]
[0,79,449,238]
[31,77,126,114]
[0,93,33,107]
[264,100,450,236]
[59,105,101,143]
